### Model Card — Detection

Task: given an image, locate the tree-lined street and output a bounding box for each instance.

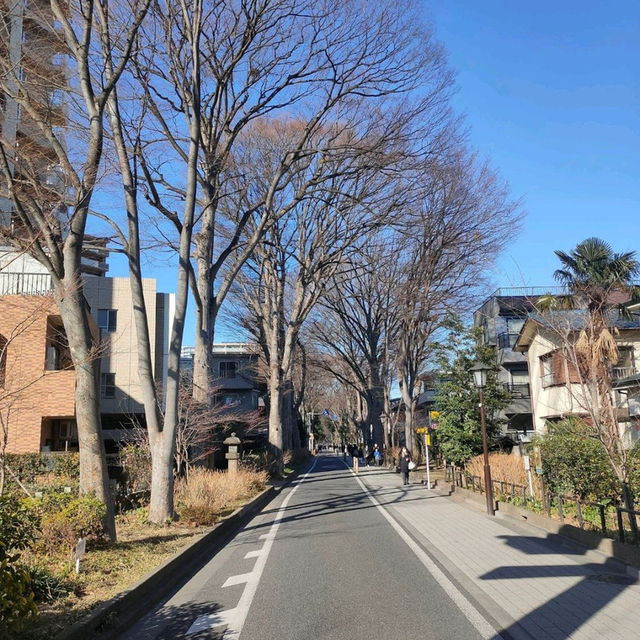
[118,455,640,640]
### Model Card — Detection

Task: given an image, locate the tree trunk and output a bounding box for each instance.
[192,246,214,403]
[148,432,174,522]
[57,294,116,541]
[268,369,284,470]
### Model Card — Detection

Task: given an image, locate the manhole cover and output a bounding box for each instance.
[587,574,637,585]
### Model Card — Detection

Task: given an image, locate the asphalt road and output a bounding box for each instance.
[118,454,486,640]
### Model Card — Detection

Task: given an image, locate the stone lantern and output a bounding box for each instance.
[224,432,242,476]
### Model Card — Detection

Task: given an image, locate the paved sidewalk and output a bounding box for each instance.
[355,465,640,640]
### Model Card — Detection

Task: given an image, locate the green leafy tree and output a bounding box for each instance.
[434,318,511,466]
[535,417,619,500]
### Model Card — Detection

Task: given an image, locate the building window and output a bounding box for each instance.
[216,393,240,407]
[540,351,564,387]
[98,309,117,333]
[101,373,116,398]
[45,316,73,371]
[219,361,237,378]
[540,350,579,387]
[0,334,7,387]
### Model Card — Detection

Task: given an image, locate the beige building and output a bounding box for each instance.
[0,251,174,453]
[83,276,174,442]
[514,310,640,447]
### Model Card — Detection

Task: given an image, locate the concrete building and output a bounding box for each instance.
[181,342,264,412]
[1,0,68,228]
[473,288,553,439]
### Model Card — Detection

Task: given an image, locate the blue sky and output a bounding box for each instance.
[425,1,640,289]
[107,2,640,343]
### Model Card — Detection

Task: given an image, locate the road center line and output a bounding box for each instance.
[348,465,502,640]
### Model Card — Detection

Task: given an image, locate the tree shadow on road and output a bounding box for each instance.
[114,600,227,640]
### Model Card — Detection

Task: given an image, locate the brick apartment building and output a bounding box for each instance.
[0,294,78,452]
[0,255,174,455]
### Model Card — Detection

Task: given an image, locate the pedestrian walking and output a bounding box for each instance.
[398,447,412,486]
[373,444,382,467]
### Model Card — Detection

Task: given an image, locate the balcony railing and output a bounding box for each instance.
[497,332,520,350]
[0,271,53,295]
[612,366,637,381]
[505,383,530,398]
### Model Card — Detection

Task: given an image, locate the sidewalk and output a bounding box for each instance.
[355,465,640,640]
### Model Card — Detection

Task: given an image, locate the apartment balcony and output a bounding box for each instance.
[497,332,519,349]
[505,383,530,399]
[612,366,637,381]
[0,271,53,295]
[497,332,528,364]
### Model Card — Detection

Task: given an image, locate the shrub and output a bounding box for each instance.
[175,468,268,526]
[0,494,39,633]
[27,492,107,555]
[119,443,152,493]
[26,565,73,602]
[536,417,619,501]
[467,453,543,499]
[52,453,80,481]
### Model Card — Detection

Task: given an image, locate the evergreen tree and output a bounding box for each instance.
[433,318,511,466]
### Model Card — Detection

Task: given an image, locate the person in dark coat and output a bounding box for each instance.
[398,447,412,485]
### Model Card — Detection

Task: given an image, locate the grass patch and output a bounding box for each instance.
[13,514,204,640]
[13,467,269,640]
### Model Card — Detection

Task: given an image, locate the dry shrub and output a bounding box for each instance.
[467,453,543,498]
[283,448,310,468]
[175,468,268,526]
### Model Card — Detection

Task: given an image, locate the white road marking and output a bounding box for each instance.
[244,550,262,559]
[222,572,253,588]
[186,456,320,638]
[347,464,502,640]
[186,608,237,635]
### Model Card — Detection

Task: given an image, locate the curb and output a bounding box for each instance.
[441,483,640,573]
[58,485,278,640]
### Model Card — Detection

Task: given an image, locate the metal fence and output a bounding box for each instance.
[444,465,639,543]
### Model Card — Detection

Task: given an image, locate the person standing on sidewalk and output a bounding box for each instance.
[398,447,412,485]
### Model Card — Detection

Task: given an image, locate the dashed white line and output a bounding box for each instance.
[186,456,320,638]
[244,550,262,559]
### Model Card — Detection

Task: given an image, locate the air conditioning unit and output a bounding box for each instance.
[59,421,77,440]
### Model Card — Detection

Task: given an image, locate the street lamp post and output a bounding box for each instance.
[471,362,495,516]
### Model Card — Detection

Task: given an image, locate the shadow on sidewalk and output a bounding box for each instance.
[481,528,639,639]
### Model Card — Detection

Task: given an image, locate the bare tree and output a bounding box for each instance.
[0,0,150,538]
[131,0,454,407]
[311,244,399,449]
[392,156,519,451]
[234,119,404,466]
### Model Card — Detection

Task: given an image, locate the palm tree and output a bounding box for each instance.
[553,237,639,312]
[551,238,639,520]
